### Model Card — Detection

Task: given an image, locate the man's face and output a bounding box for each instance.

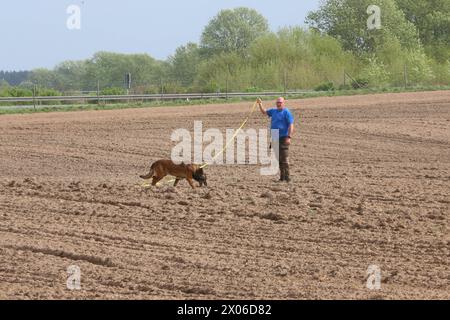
[276,98,285,109]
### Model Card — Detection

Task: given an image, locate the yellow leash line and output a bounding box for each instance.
[200,100,258,169]
[141,99,259,187]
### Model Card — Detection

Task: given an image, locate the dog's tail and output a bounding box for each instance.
[139,168,154,180]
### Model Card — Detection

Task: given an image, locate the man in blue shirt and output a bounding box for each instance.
[258,97,295,182]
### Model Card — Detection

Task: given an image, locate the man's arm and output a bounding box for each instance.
[285,108,295,144]
[285,124,294,145]
[257,98,267,115]
[288,123,294,137]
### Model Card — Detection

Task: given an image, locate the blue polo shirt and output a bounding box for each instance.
[267,107,294,138]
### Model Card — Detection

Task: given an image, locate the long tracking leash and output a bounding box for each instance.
[140,100,260,188]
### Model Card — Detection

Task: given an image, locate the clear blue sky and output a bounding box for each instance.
[0,0,321,71]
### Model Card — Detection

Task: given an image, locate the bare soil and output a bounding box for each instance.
[0,91,449,299]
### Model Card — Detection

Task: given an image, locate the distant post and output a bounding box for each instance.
[97,80,100,106]
[125,73,131,104]
[33,85,37,110]
[125,73,131,95]
[225,74,229,100]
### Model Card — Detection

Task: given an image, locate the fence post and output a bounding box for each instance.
[284,70,287,96]
[32,84,36,110]
[97,80,100,106]
[225,75,229,100]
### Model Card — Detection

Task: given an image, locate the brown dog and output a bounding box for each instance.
[140,159,207,189]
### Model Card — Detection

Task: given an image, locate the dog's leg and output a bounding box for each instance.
[173,178,181,187]
[187,178,196,189]
[152,176,164,186]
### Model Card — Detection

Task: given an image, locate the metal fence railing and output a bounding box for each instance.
[0,90,314,105]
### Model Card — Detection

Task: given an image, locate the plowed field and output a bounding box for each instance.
[0,91,449,299]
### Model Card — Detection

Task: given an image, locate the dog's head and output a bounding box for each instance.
[192,167,207,187]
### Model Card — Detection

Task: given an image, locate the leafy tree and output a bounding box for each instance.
[249,27,357,88]
[200,7,269,57]
[2,87,33,97]
[0,71,31,86]
[360,56,391,86]
[0,79,10,89]
[394,0,450,62]
[306,0,419,55]
[28,68,62,89]
[54,60,88,91]
[195,51,245,92]
[168,43,201,87]
[83,52,164,90]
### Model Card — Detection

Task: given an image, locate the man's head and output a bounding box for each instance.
[276,97,285,109]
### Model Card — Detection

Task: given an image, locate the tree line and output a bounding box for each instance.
[1,1,449,97]
[0,71,30,86]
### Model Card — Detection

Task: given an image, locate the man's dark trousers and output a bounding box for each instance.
[278,137,290,182]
